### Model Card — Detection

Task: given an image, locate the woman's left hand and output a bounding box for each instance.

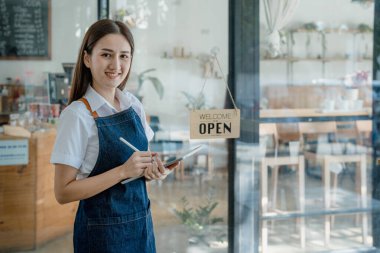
[144,155,165,180]
[144,155,180,181]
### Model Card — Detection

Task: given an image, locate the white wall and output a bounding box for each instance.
[0,0,97,86]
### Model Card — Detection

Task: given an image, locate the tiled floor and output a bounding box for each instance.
[13,165,377,253]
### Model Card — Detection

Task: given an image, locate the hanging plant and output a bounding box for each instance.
[356,24,373,58]
[303,23,318,58]
[320,31,327,58]
[289,30,296,46]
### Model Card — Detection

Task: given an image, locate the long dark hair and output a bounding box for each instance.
[69,19,135,104]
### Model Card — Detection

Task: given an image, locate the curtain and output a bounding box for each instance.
[263,0,299,57]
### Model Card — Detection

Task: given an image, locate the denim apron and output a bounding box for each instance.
[73,98,156,253]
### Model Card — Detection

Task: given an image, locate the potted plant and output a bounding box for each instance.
[301,22,326,58]
[357,24,373,58]
[357,23,373,33]
[181,91,218,110]
[174,196,226,247]
[343,70,369,106]
[181,91,206,110]
[133,68,164,101]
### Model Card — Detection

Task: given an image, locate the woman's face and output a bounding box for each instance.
[84,33,132,91]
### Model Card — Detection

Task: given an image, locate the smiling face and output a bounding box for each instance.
[84,33,132,92]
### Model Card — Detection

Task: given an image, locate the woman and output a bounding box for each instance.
[50,19,177,253]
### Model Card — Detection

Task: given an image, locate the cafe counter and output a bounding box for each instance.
[0,128,78,252]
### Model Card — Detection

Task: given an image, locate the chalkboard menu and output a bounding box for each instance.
[0,0,51,59]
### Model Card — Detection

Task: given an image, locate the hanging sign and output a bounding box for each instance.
[188,51,240,139]
[190,109,240,139]
[0,139,29,166]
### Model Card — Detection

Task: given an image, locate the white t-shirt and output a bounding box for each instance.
[50,86,154,179]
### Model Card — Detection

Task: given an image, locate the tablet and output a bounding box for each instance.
[121,145,204,184]
[164,145,204,167]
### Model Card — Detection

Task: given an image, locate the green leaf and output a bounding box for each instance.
[139,68,156,76]
[147,77,164,99]
[174,196,223,238]
[181,91,197,109]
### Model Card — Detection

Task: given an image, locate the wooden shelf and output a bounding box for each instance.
[0,111,26,116]
[261,57,372,62]
[289,28,373,34]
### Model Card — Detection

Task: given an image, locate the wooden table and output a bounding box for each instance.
[304,149,368,246]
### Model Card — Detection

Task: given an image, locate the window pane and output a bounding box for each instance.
[260,0,375,252]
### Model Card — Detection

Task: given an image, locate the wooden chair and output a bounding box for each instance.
[298,121,368,246]
[299,121,339,181]
[259,123,305,251]
[355,120,372,146]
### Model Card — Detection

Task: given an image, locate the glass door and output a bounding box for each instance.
[109,1,230,252]
[258,0,376,252]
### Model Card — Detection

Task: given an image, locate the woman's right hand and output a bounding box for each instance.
[118,151,155,179]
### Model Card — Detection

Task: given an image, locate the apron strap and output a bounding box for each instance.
[78,97,99,118]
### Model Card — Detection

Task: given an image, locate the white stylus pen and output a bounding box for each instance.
[119,137,144,184]
[119,137,139,152]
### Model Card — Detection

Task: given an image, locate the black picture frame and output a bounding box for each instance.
[0,0,51,60]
